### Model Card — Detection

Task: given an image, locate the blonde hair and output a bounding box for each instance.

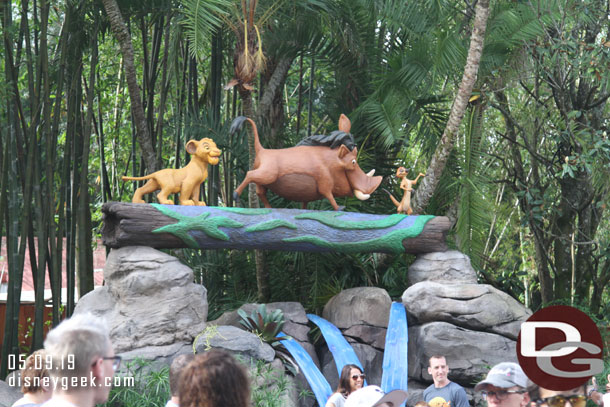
[43,313,111,379]
[21,349,50,393]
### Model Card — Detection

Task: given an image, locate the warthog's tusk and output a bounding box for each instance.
[366,169,376,177]
[354,190,370,200]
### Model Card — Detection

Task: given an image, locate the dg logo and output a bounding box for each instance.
[517,305,604,390]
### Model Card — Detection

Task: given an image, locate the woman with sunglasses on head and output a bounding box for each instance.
[528,383,596,407]
[326,364,366,407]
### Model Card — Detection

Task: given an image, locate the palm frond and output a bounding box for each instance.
[178,0,231,59]
[356,93,408,150]
[455,104,493,269]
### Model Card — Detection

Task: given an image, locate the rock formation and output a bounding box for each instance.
[72,246,530,407]
[74,246,208,365]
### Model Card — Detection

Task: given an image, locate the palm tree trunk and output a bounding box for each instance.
[411,0,490,213]
[76,22,98,300]
[101,0,158,172]
[237,87,270,302]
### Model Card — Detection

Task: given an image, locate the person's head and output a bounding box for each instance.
[338,364,365,395]
[414,402,429,407]
[178,349,250,407]
[169,353,195,399]
[528,384,587,407]
[475,362,530,407]
[44,313,117,403]
[20,349,52,402]
[428,356,449,387]
[345,385,408,407]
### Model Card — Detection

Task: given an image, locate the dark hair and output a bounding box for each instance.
[179,350,250,407]
[169,353,195,396]
[336,364,363,397]
[428,355,446,367]
[527,381,540,401]
[527,382,586,402]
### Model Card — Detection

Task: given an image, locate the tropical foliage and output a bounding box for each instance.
[1,0,610,379]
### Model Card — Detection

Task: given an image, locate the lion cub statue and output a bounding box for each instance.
[122,138,221,206]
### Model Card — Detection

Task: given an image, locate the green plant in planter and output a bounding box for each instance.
[238,305,298,374]
[238,304,285,343]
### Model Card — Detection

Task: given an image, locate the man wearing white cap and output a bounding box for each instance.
[475,362,530,407]
[345,385,408,407]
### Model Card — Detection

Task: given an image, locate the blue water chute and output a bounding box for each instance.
[279,333,333,407]
[307,314,367,386]
[381,302,409,405]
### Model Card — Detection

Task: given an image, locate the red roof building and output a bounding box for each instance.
[0,237,106,303]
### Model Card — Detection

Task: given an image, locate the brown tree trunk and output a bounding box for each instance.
[101,0,158,172]
[411,0,490,213]
[237,87,270,302]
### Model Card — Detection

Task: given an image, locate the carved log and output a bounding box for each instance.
[102,202,451,254]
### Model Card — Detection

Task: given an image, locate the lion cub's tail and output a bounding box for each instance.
[122,175,153,181]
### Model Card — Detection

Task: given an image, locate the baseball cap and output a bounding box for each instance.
[474,362,528,391]
[345,385,408,407]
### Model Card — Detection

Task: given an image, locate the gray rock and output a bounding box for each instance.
[408,322,517,385]
[194,325,275,362]
[267,302,309,324]
[0,379,21,407]
[74,247,208,353]
[283,321,311,342]
[319,346,339,392]
[250,358,298,407]
[118,342,193,373]
[408,251,477,285]
[402,282,531,339]
[295,369,317,407]
[208,309,241,327]
[343,325,387,350]
[405,380,428,407]
[352,343,383,386]
[323,287,391,329]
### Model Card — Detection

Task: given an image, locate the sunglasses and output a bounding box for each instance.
[537,395,587,407]
[351,374,366,380]
[482,390,527,401]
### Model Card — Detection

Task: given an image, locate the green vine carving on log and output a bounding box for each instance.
[284,215,435,254]
[215,207,272,215]
[152,204,244,246]
[245,219,298,232]
[294,212,407,229]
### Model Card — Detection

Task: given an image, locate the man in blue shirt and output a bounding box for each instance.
[423,355,469,407]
